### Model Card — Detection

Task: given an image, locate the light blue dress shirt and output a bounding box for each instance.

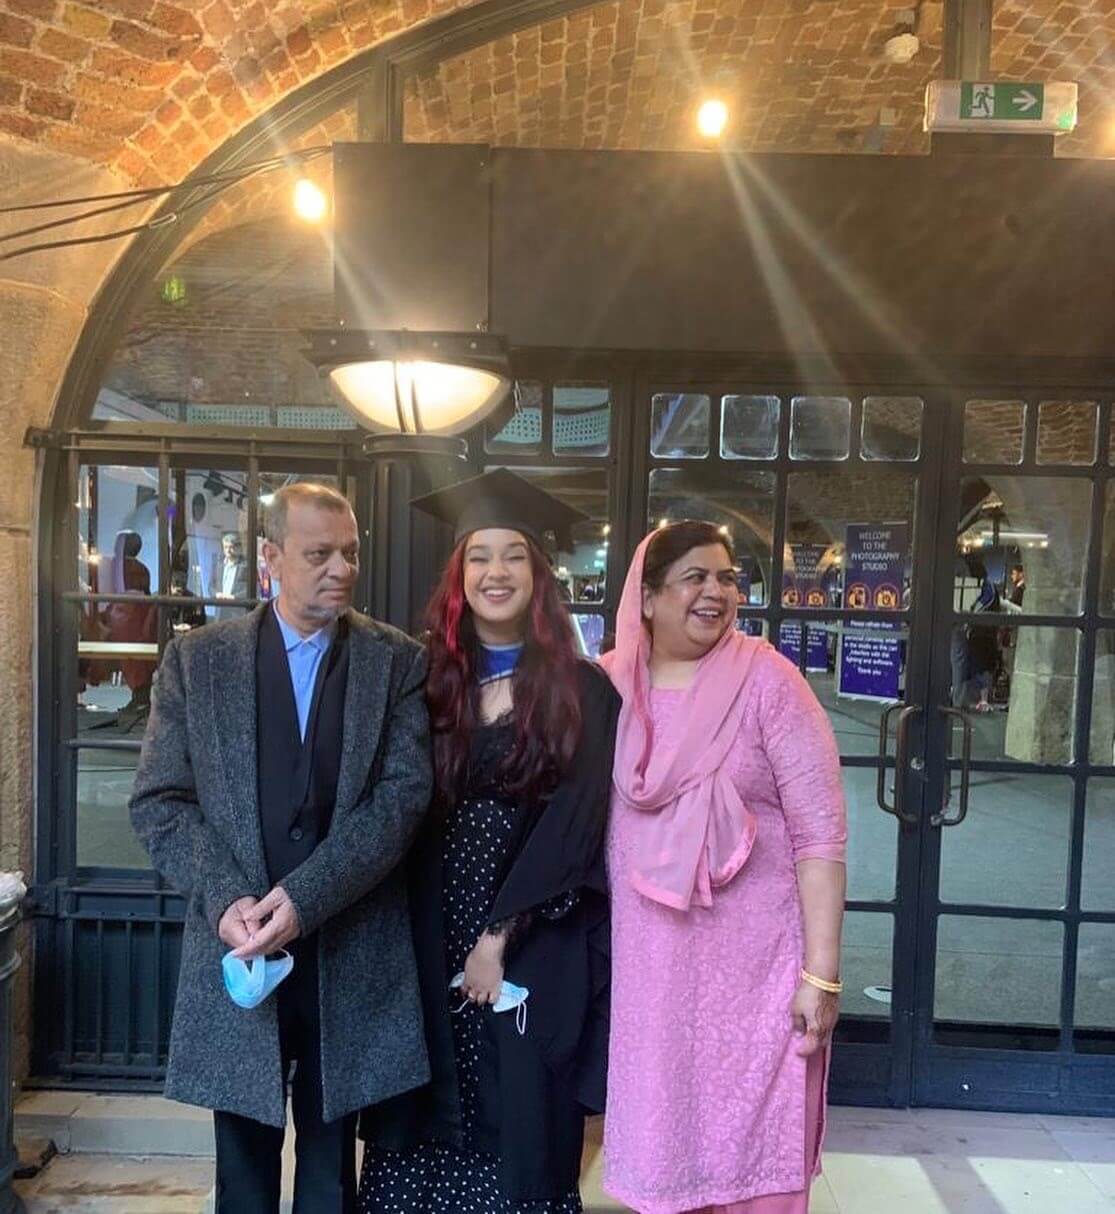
[273,605,335,741]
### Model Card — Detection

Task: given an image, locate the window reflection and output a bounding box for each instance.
[77,466,161,732]
[486,381,543,454]
[782,470,916,609]
[957,477,1089,616]
[947,624,1078,764]
[648,469,774,606]
[491,467,609,606]
[554,384,610,457]
[172,469,253,619]
[651,393,709,458]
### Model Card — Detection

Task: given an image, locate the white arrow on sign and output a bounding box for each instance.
[1013,89,1039,113]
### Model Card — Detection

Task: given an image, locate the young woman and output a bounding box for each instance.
[359,469,620,1214]
[601,521,847,1214]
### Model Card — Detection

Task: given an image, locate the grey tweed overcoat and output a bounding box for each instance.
[129,605,433,1127]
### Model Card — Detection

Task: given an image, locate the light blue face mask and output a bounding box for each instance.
[449,972,530,1035]
[222,949,294,1009]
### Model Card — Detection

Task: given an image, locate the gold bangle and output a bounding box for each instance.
[800,967,843,995]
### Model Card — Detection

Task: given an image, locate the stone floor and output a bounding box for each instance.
[13,1099,1115,1213]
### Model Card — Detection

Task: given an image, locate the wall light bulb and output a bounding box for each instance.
[697,98,730,140]
[293,178,327,222]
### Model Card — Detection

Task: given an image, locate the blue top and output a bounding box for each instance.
[273,604,336,741]
[477,642,523,687]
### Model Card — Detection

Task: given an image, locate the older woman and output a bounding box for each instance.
[600,521,847,1214]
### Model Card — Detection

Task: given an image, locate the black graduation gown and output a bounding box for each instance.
[361,660,620,1202]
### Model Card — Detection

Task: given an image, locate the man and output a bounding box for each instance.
[130,482,432,1213]
[212,530,251,621]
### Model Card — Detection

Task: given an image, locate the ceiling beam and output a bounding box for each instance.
[942,0,992,79]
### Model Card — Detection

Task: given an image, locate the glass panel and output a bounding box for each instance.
[572,614,607,659]
[789,396,850,461]
[1082,780,1115,910]
[842,767,897,900]
[963,399,1025,464]
[76,747,149,869]
[861,396,923,462]
[1075,923,1115,1034]
[939,774,1071,909]
[500,467,608,606]
[935,916,1062,1028]
[486,381,542,454]
[77,653,159,738]
[92,127,357,430]
[783,470,916,609]
[1036,400,1098,466]
[806,626,909,757]
[1090,632,1115,764]
[720,395,779,460]
[1096,485,1115,617]
[650,393,709,459]
[948,625,1078,763]
[554,384,610,457]
[841,911,894,1024]
[648,469,775,606]
[171,469,253,621]
[77,465,163,596]
[958,476,1089,616]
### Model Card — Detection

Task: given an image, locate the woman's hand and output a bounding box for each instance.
[462,931,506,1007]
[791,979,840,1057]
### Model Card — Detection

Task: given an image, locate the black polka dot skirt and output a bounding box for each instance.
[358,772,582,1214]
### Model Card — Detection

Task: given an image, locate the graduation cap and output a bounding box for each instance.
[410,467,588,551]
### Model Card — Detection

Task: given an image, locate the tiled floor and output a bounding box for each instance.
[14,1105,1115,1213]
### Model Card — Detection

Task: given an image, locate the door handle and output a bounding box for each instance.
[877,703,921,826]
[933,706,972,827]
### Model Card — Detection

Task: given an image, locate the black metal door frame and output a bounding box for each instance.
[29,428,364,1085]
[624,367,952,1108]
[906,391,1115,1115]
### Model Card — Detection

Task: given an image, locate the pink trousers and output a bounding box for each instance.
[686,1051,825,1214]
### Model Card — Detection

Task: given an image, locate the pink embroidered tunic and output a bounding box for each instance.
[604,645,847,1214]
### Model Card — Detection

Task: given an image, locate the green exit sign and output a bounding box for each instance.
[960,82,1043,121]
[925,81,1078,134]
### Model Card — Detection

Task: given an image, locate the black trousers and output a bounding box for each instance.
[213,940,357,1214]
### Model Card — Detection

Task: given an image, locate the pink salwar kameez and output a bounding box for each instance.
[600,536,846,1214]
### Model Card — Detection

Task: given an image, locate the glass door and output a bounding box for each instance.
[632,380,948,1107]
[909,394,1115,1114]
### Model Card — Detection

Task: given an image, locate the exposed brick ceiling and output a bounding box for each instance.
[0,0,1111,194]
[0,0,475,183]
[405,0,944,156]
[404,0,1114,158]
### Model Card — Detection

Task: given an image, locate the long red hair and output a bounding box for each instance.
[425,535,583,808]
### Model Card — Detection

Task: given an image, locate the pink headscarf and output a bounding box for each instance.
[600,531,766,911]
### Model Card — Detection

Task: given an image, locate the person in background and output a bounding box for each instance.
[131,482,432,1214]
[601,521,847,1214]
[102,529,157,730]
[359,469,620,1214]
[213,531,251,621]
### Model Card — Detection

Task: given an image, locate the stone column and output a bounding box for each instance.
[995,477,1092,764]
[0,137,134,1080]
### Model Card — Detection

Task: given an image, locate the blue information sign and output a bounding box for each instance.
[838,523,907,701]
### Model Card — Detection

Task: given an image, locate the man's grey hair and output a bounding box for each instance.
[264,482,354,546]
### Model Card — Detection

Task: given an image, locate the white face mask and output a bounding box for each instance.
[449,972,530,1035]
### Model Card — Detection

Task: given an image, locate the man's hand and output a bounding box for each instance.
[233,886,302,959]
[217,896,259,950]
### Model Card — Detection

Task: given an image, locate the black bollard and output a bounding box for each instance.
[0,885,25,1214]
